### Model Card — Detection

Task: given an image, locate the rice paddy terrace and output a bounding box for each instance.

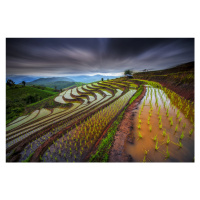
[6,78,194,162]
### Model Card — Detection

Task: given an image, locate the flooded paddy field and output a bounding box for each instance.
[125,85,194,162]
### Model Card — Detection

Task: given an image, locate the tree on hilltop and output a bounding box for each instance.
[124,69,133,75]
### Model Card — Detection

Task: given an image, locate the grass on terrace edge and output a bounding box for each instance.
[89,84,144,162]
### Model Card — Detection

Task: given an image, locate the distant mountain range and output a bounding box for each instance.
[6,74,119,85]
[6,75,40,84]
[68,74,119,83]
[26,77,74,85]
[28,81,76,90]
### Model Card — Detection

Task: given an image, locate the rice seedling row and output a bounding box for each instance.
[39,89,136,162]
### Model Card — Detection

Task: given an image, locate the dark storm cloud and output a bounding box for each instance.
[6,38,194,76]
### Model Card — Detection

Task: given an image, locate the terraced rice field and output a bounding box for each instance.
[6,79,135,161]
[6,78,194,162]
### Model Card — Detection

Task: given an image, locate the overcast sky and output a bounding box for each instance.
[6,38,194,77]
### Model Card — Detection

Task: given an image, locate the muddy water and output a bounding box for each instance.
[125,86,194,162]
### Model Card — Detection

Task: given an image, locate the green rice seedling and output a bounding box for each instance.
[163,129,166,137]
[178,140,183,148]
[190,117,193,124]
[170,119,173,126]
[138,132,142,139]
[50,154,53,159]
[165,146,170,158]
[189,129,193,136]
[166,134,170,145]
[180,131,184,140]
[147,119,150,125]
[138,124,141,129]
[175,125,178,132]
[55,157,58,161]
[59,149,61,155]
[179,117,182,123]
[157,106,161,115]
[166,107,169,116]
[46,152,48,156]
[159,123,162,129]
[176,110,180,118]
[183,123,186,128]
[153,134,157,141]
[139,119,142,124]
[143,155,146,162]
[149,124,152,132]
[64,153,66,158]
[155,139,159,150]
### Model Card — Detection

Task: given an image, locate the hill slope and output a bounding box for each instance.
[6,85,58,124]
[133,61,194,101]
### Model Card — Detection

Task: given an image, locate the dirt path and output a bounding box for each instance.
[109,86,146,162]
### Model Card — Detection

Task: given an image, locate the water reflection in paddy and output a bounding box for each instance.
[125,86,194,162]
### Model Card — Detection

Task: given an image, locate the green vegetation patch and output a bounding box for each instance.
[89,85,144,162]
[6,85,58,124]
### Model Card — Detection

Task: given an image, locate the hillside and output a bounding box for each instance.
[6,85,59,124]
[133,61,194,101]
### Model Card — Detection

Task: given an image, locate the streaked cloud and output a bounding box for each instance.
[6,38,194,76]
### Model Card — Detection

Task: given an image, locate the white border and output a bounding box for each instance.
[0,1,199,200]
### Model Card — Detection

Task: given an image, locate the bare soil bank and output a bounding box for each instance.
[109,86,146,162]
